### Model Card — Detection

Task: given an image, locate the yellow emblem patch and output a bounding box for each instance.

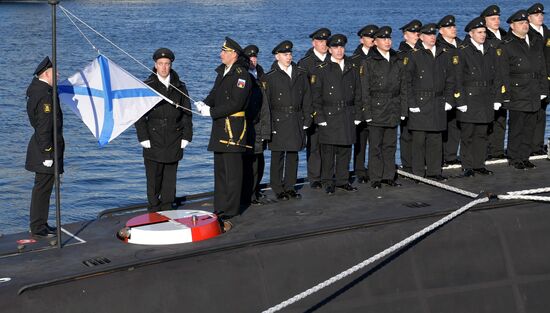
[359,65,364,76]
[501,85,506,94]
[452,56,459,65]
[496,48,502,56]
[454,92,461,98]
[43,103,51,113]
[546,39,550,47]
[403,57,409,65]
[310,75,316,84]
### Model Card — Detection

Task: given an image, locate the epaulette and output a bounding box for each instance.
[144,77,155,85]
[236,67,243,74]
[295,66,307,73]
[265,69,276,76]
[411,48,419,53]
[350,53,361,60]
[299,54,313,63]
[459,44,468,49]
[316,62,327,69]
[503,37,513,44]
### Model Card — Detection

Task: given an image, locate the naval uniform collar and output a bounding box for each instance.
[512,31,530,46]
[376,47,390,61]
[422,42,437,57]
[313,49,327,61]
[469,38,484,54]
[330,56,345,71]
[223,64,233,76]
[157,73,171,88]
[278,62,293,78]
[530,23,544,37]
[249,67,258,79]
[362,46,370,56]
[488,28,502,40]
[38,78,51,86]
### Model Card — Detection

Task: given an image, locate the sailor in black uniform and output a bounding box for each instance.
[481,4,508,159]
[404,23,455,180]
[397,19,422,173]
[500,10,549,169]
[241,45,270,206]
[456,17,501,177]
[361,26,407,188]
[261,40,313,200]
[25,57,64,238]
[297,27,331,189]
[195,37,252,219]
[135,48,193,212]
[437,15,462,166]
[311,34,362,194]
[527,3,550,155]
[350,24,378,184]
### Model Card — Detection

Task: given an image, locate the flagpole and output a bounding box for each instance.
[49,0,62,249]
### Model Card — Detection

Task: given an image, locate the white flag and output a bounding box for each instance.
[58,54,164,146]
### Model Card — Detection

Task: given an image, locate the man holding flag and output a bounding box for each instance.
[135,48,193,212]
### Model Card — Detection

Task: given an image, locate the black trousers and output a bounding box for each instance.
[459,122,488,170]
[29,172,55,233]
[242,152,265,204]
[488,108,507,157]
[144,158,178,212]
[214,152,243,217]
[532,100,548,151]
[353,123,369,178]
[507,110,537,163]
[443,109,460,162]
[306,125,322,183]
[368,126,397,181]
[270,151,298,194]
[399,119,412,171]
[412,131,442,177]
[321,144,352,186]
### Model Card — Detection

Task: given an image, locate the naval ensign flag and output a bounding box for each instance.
[58,54,164,146]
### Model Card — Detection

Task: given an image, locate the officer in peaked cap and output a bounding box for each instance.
[311,33,361,194]
[261,40,313,201]
[362,26,407,188]
[527,3,550,155]
[397,20,422,174]
[350,25,378,184]
[26,56,64,238]
[480,5,508,160]
[500,9,548,169]
[242,43,269,206]
[406,22,454,181]
[436,15,462,167]
[136,47,193,212]
[193,37,252,222]
[298,27,332,190]
[455,16,500,177]
[399,19,422,51]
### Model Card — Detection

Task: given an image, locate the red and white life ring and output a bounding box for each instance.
[122,210,222,245]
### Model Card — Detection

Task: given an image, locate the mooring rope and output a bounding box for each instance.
[261,186,550,313]
[397,170,479,198]
[58,5,201,115]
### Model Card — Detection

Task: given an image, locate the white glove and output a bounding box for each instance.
[199,105,210,117]
[194,101,206,110]
[365,119,372,123]
[493,102,502,110]
[354,120,361,125]
[541,95,548,100]
[445,103,452,111]
[318,122,327,126]
[140,140,151,149]
[43,160,53,167]
[181,139,189,149]
[303,126,309,130]
[457,105,467,112]
[401,116,406,120]
[409,107,420,113]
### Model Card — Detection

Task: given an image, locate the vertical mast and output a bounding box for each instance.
[49,0,62,249]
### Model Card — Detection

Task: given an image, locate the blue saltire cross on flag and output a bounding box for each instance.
[58,54,164,146]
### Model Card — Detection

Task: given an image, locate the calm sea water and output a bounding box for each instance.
[0,0,543,233]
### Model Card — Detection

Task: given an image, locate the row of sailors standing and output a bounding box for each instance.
[191,4,550,220]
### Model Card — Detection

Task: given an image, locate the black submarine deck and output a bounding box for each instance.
[1,156,550,313]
